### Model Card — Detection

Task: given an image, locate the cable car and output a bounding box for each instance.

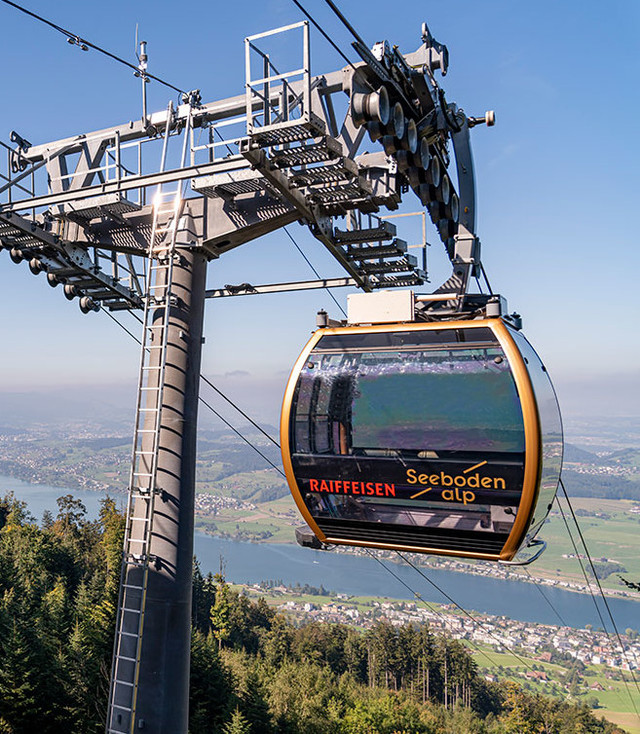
[281,314,563,563]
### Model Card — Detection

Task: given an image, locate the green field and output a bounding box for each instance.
[531,497,640,594]
[195,490,299,543]
[473,646,640,734]
[196,466,288,501]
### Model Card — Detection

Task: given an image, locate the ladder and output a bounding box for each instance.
[106,102,190,734]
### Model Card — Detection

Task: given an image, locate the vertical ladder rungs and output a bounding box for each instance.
[108,173,184,725]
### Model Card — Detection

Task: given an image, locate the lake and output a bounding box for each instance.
[2,475,638,632]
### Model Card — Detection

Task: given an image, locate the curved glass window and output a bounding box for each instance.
[287,327,528,552]
[292,337,525,457]
[509,329,563,539]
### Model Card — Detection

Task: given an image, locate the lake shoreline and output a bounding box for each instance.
[193,523,640,605]
[2,475,639,630]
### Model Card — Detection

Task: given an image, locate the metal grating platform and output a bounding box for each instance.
[270,136,342,168]
[322,198,380,217]
[192,169,278,199]
[344,238,408,260]
[250,114,326,147]
[0,231,49,251]
[371,271,427,288]
[356,254,418,274]
[0,213,57,251]
[290,158,358,187]
[307,178,372,204]
[334,221,397,244]
[57,193,141,221]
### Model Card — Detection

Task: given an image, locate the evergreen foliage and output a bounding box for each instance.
[0,493,123,733]
[0,493,627,734]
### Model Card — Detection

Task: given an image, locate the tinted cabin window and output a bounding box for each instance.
[351,348,523,454]
[288,327,527,553]
[292,332,525,456]
[293,374,314,453]
[509,329,563,540]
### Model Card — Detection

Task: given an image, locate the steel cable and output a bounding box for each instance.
[100,307,286,477]
[559,480,640,672]
[290,0,366,82]
[555,489,640,717]
[364,549,505,669]
[198,396,286,478]
[521,567,570,629]
[397,551,535,671]
[283,227,348,318]
[0,0,187,94]
[200,374,279,448]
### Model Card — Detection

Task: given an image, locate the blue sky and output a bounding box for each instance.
[0,0,638,424]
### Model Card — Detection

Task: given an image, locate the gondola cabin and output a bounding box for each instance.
[281,310,562,562]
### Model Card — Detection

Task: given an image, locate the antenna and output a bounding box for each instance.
[133,31,149,125]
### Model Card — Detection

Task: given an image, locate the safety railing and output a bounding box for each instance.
[245,21,311,137]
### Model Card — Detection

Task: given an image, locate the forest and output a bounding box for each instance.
[0,493,627,734]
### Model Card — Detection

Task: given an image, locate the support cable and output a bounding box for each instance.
[290,0,367,84]
[321,0,368,48]
[100,306,285,478]
[364,549,505,669]
[198,396,286,479]
[555,496,617,633]
[555,491,640,716]
[479,263,494,296]
[211,126,236,158]
[0,0,186,94]
[396,551,535,671]
[100,306,145,343]
[559,479,640,674]
[199,374,279,448]
[283,227,347,318]
[521,567,570,629]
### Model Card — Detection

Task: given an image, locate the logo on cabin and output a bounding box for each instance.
[305,461,508,506]
[308,479,396,497]
[406,460,505,505]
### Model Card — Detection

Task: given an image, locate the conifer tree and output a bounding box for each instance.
[238,664,274,734]
[210,573,232,650]
[222,707,251,734]
[189,630,234,734]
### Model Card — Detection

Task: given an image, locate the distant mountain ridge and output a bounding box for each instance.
[560,441,640,500]
[563,443,601,464]
[564,442,640,466]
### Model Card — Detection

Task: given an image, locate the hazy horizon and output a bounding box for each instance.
[1,368,637,444]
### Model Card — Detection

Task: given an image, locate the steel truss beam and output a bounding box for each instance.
[0,23,480,299]
[206,276,357,298]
